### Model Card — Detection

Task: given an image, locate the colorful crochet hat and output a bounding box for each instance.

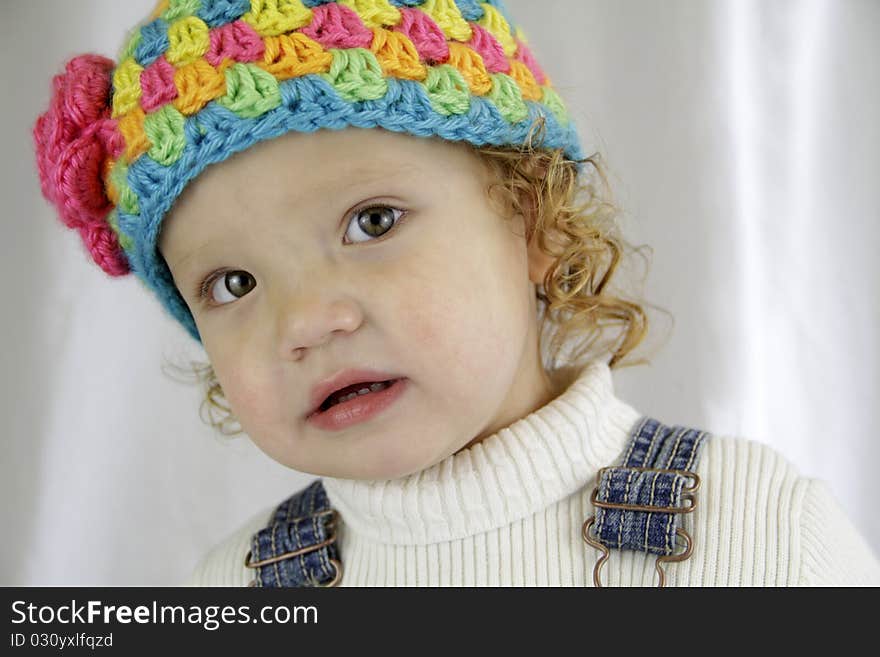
[34,0,584,343]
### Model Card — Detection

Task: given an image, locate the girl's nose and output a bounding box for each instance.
[275,294,363,361]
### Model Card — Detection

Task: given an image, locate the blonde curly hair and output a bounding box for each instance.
[163,118,667,437]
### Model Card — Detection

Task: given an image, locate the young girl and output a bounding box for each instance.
[33,0,880,586]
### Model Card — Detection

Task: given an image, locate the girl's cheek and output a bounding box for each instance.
[394,280,462,354]
[214,360,267,423]
[386,261,443,340]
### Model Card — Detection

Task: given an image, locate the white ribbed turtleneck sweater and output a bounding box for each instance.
[186,360,880,586]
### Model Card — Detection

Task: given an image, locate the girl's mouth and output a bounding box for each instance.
[307,378,408,431]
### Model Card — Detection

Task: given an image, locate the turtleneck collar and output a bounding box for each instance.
[321,359,643,546]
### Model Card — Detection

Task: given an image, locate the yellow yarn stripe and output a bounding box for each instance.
[243,0,313,38]
[166,16,211,67]
[422,0,472,42]
[112,58,144,118]
[338,0,402,29]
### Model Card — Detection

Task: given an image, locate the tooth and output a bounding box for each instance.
[332,383,391,406]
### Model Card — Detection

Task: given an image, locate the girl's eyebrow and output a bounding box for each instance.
[281,162,423,208]
[165,237,221,279]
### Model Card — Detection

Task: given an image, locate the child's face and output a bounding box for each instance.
[159,127,558,480]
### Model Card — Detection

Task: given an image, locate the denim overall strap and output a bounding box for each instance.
[583,416,710,587]
[244,479,342,587]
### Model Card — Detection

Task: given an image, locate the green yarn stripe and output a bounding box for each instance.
[322,49,389,103]
[218,63,283,118]
[144,104,187,165]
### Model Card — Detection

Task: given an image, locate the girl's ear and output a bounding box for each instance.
[504,155,565,286]
[527,225,558,285]
[519,182,564,287]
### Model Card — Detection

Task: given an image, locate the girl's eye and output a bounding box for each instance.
[344,205,405,244]
[202,270,256,307]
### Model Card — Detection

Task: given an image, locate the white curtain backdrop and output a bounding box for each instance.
[3,0,878,585]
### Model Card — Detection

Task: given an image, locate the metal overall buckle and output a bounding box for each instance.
[582,466,701,588]
[244,509,343,587]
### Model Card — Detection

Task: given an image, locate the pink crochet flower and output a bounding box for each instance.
[33,54,130,276]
